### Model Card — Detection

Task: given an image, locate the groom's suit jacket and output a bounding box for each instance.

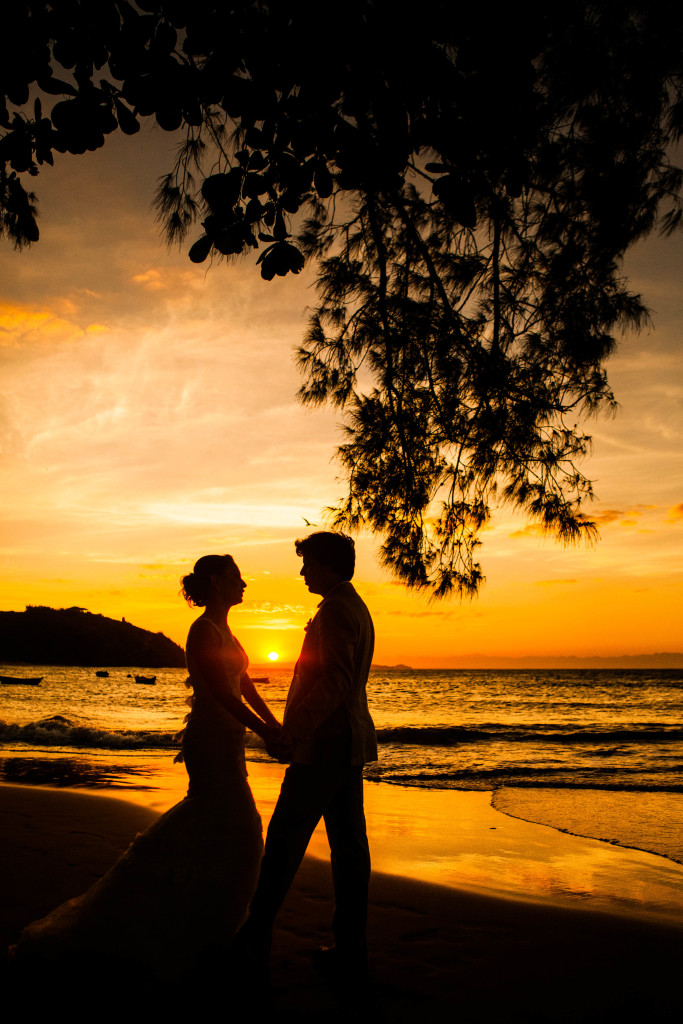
[283,581,377,766]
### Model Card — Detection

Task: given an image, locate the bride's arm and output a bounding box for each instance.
[240,673,281,728]
[189,621,277,740]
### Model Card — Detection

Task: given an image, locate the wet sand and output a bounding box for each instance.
[2,780,682,1022]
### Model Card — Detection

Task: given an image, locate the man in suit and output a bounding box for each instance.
[240,531,376,976]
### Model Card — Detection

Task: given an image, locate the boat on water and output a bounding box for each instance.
[134,674,156,685]
[250,676,269,683]
[0,674,43,686]
[95,670,109,677]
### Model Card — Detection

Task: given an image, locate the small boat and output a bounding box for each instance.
[0,674,43,686]
[95,670,109,677]
[250,676,269,683]
[134,674,157,685]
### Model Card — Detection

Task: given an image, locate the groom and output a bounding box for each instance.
[241,531,376,976]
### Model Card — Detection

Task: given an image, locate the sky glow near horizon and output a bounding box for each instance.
[0,126,681,666]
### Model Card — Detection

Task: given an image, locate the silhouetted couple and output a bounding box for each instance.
[12,531,376,987]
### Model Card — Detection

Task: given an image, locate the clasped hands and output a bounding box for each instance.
[262,724,293,763]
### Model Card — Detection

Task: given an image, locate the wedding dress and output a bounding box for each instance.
[12,619,263,979]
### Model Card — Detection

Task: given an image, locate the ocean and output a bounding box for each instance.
[1,664,682,865]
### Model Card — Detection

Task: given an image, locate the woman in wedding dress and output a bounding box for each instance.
[11,554,281,980]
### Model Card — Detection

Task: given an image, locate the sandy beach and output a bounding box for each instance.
[2,775,682,1022]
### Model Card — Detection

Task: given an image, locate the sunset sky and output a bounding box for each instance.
[1,126,681,667]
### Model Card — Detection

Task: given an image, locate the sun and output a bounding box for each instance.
[267,651,279,662]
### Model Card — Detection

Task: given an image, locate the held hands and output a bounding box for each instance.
[261,724,294,763]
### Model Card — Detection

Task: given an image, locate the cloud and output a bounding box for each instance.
[593,506,661,529]
[534,579,579,587]
[139,562,180,571]
[509,524,547,539]
[240,617,303,630]
[666,502,683,523]
[0,299,104,347]
[383,609,456,618]
[508,504,656,538]
[132,269,168,291]
[240,602,306,615]
[589,509,623,525]
[141,500,327,529]
[132,267,202,294]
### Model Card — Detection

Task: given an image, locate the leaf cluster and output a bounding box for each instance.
[2,2,682,593]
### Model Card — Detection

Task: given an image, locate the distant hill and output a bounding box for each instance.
[0,606,186,668]
[372,663,413,671]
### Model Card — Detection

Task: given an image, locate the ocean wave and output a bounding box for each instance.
[0,716,270,752]
[0,716,179,751]
[364,764,683,793]
[2,716,682,751]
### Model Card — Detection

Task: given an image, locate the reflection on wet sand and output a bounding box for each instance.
[304,775,683,924]
[0,755,156,790]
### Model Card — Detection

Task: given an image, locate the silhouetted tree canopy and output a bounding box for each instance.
[2,2,682,594]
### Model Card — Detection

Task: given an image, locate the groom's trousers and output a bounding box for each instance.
[246,761,371,956]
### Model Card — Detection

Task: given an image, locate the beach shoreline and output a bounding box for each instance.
[3,755,683,923]
[2,782,682,1022]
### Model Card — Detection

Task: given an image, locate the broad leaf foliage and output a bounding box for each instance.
[2,2,682,593]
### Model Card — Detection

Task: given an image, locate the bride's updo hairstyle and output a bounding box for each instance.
[181,554,234,607]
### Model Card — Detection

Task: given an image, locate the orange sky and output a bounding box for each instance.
[1,127,682,666]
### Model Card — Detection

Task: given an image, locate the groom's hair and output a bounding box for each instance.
[295,531,355,580]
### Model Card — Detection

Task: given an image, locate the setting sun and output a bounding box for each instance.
[267,652,279,662]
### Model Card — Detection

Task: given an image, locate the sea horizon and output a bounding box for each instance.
[374,653,683,669]
[3,652,683,671]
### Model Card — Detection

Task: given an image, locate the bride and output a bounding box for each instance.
[11,554,281,979]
